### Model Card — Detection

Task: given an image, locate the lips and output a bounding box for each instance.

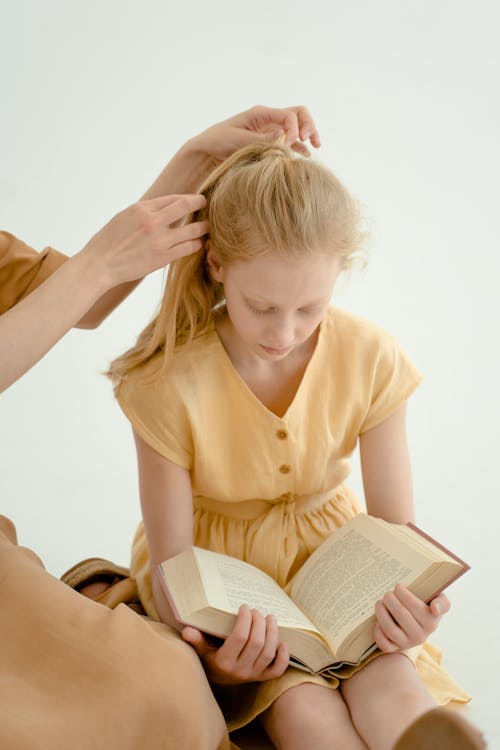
[260,344,292,355]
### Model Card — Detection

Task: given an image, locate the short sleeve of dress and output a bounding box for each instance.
[116,366,193,469]
[0,231,68,313]
[359,330,423,434]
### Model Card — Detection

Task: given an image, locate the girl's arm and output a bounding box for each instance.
[359,402,415,524]
[359,403,450,652]
[134,432,289,683]
[133,431,194,627]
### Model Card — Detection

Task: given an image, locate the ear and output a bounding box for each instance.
[206,244,224,283]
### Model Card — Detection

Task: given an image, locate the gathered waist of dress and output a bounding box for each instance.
[194,486,353,520]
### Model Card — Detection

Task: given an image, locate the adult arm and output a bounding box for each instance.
[359,403,450,652]
[134,432,289,684]
[0,195,207,393]
[78,104,320,328]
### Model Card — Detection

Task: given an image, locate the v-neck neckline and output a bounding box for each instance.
[212,312,327,422]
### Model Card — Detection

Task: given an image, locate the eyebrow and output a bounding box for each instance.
[245,294,329,307]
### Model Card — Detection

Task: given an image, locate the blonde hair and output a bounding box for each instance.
[108,142,366,387]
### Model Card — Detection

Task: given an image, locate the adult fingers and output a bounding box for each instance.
[245,105,300,146]
[169,220,209,246]
[286,105,321,147]
[163,237,204,263]
[142,194,186,211]
[155,194,207,223]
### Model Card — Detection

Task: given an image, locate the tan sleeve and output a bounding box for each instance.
[0,231,68,314]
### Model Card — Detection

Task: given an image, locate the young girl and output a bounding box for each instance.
[109,142,473,749]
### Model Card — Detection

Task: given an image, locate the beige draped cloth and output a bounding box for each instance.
[0,232,233,749]
[0,514,232,749]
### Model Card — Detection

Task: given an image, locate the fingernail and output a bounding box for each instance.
[302,130,310,140]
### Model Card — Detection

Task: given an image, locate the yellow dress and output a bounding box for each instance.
[117,306,470,731]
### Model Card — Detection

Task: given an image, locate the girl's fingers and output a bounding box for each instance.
[217,604,253,663]
[392,584,443,629]
[429,593,451,617]
[261,640,290,679]
[251,613,281,673]
[237,609,269,667]
[375,599,416,648]
[374,622,399,652]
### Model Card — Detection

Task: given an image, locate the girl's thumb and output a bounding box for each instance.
[181,626,209,655]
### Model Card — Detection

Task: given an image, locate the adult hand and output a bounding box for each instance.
[181,604,289,685]
[374,584,451,652]
[80,193,208,289]
[192,104,321,165]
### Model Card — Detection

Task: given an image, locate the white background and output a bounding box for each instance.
[1,0,498,744]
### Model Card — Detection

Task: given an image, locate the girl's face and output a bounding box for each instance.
[208,249,343,362]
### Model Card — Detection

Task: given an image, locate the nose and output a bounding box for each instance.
[266,315,295,347]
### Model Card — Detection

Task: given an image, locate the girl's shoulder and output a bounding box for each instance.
[324,305,399,351]
[116,326,221,404]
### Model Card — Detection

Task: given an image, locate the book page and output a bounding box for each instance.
[194,547,320,633]
[290,526,423,646]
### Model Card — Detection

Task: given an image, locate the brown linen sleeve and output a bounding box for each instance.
[0,231,68,314]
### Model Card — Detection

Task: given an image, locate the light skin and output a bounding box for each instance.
[1,104,319,393]
[135,251,450,748]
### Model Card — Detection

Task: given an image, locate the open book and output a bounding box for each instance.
[157,514,469,676]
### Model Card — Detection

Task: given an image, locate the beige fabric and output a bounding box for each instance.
[116,307,471,731]
[0,234,232,749]
[0,514,232,750]
[0,230,68,313]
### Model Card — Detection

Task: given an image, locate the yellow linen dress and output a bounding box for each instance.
[117,306,470,731]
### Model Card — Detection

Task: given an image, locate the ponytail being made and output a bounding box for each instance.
[107,142,365,387]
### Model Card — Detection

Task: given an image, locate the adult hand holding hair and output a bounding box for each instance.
[0,194,208,393]
[190,104,321,164]
[0,104,320,393]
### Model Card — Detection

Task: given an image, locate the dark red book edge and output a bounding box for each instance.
[405,522,470,601]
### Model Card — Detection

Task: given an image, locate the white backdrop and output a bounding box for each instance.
[1,0,499,742]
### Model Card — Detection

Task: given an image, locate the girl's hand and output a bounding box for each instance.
[374,584,451,652]
[181,604,290,685]
[191,104,321,165]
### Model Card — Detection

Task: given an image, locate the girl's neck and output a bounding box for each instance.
[214,310,321,417]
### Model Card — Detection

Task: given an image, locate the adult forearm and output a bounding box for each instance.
[140,140,214,200]
[75,142,211,328]
[0,251,106,392]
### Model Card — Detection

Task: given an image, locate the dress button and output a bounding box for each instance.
[279,464,291,474]
[276,429,288,440]
[280,492,293,501]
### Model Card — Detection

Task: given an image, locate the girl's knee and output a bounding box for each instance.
[342,655,434,726]
[264,683,349,726]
